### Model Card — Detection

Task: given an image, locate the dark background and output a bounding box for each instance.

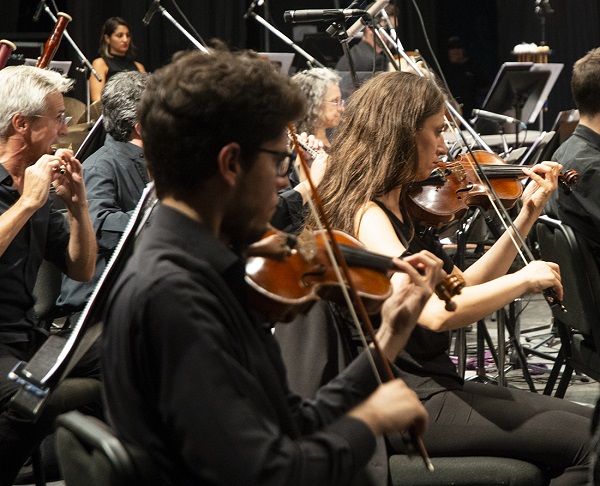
[1,0,599,130]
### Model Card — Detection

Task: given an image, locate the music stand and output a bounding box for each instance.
[475,62,563,145]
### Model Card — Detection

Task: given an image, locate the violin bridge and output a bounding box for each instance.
[297,231,318,261]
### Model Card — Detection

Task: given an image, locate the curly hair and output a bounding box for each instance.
[139,49,305,199]
[0,66,73,139]
[102,71,148,141]
[290,68,341,135]
[309,71,446,235]
[98,17,136,59]
[572,47,600,117]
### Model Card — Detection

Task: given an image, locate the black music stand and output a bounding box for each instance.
[474,62,563,144]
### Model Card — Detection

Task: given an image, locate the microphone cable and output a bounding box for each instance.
[406,0,453,100]
[168,0,209,49]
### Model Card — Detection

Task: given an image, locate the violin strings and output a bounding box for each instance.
[287,127,383,385]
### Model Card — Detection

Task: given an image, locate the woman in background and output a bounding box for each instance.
[90,17,146,102]
[290,67,343,149]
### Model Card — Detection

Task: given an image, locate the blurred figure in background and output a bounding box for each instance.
[443,36,489,119]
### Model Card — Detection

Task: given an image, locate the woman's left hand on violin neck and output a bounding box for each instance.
[377,250,447,361]
[520,161,563,217]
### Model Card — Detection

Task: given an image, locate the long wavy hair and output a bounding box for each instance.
[290,68,341,135]
[309,71,446,235]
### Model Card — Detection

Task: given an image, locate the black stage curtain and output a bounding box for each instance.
[496,0,600,130]
[3,0,600,130]
[1,0,247,102]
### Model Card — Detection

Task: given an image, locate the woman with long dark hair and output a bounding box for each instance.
[306,70,592,483]
[90,17,146,103]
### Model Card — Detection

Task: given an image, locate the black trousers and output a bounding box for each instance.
[0,333,100,486]
[407,381,592,485]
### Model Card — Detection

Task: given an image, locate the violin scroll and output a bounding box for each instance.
[558,169,579,195]
[435,274,465,311]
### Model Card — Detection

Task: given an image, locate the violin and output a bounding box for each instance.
[245,228,465,322]
[407,150,579,228]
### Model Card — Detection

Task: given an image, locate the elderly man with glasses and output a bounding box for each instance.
[0,65,97,484]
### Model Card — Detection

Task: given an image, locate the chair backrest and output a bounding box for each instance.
[537,109,580,162]
[55,410,170,486]
[535,215,600,351]
[519,130,556,166]
[33,259,63,322]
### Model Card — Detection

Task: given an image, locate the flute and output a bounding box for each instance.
[0,39,17,71]
[36,12,72,69]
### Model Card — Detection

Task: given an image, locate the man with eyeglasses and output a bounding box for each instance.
[101,49,441,485]
[0,65,97,484]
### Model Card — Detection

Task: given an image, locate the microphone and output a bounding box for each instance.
[33,0,46,22]
[346,0,390,38]
[244,0,264,19]
[471,109,527,128]
[143,0,161,27]
[284,9,366,23]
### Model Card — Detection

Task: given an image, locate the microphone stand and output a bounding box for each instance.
[36,0,101,123]
[246,7,324,69]
[377,26,493,153]
[146,2,209,54]
[327,20,359,88]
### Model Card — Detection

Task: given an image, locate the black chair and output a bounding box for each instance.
[536,109,579,163]
[15,251,96,486]
[389,455,547,485]
[535,215,600,397]
[55,410,169,486]
[33,259,65,329]
[518,130,556,166]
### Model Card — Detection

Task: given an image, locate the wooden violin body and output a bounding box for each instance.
[407,150,579,228]
[246,230,393,322]
[246,228,465,321]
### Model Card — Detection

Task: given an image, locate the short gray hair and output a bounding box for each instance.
[290,68,341,134]
[101,71,148,141]
[0,65,74,139]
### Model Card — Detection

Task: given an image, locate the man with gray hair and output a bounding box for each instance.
[0,65,97,483]
[58,70,150,313]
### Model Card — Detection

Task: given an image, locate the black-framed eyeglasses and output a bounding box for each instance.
[257,148,294,177]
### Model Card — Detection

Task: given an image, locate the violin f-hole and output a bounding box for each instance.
[301,264,328,288]
[455,182,473,200]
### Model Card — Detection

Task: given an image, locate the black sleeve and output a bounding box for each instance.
[271,189,307,234]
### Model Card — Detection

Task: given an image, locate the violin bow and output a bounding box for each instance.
[386,39,565,312]
[288,126,434,472]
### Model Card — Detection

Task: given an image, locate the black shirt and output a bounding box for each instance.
[0,164,69,343]
[546,124,600,258]
[102,204,381,485]
[58,135,148,310]
[372,201,464,400]
[335,41,387,72]
[102,54,140,83]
